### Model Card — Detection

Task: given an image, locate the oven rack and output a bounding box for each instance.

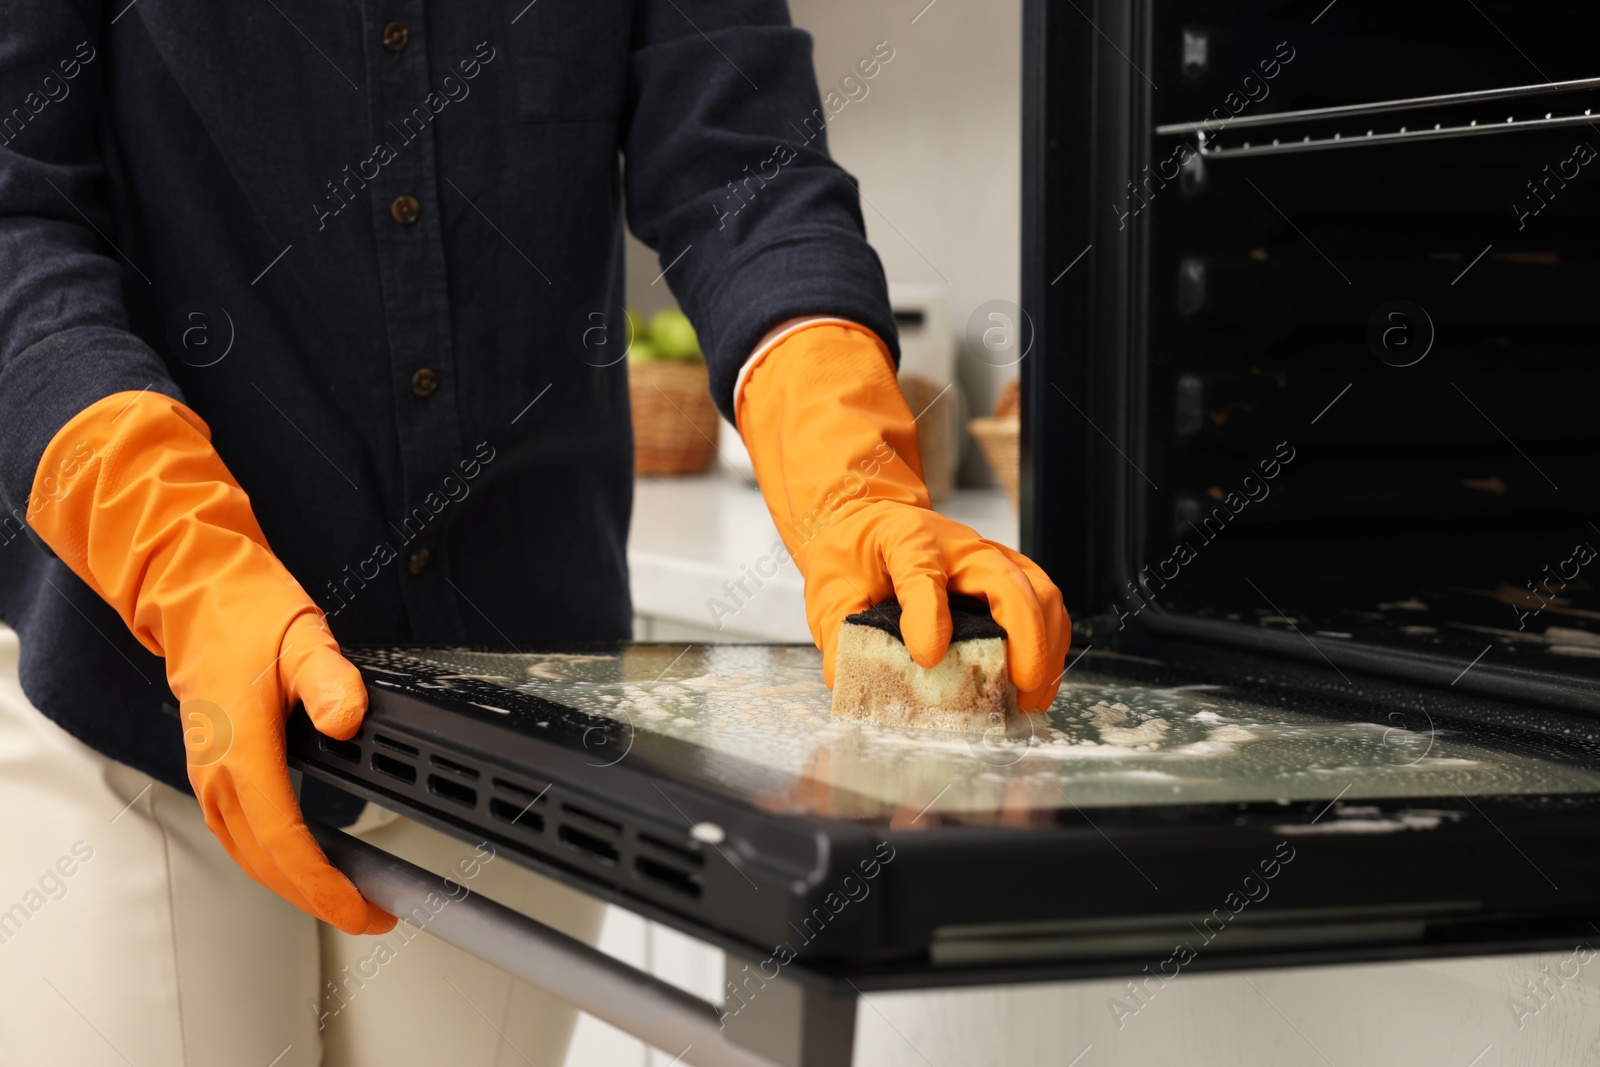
[1155,75,1600,158]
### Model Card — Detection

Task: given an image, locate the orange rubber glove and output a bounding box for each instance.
[737,322,1070,711]
[27,391,393,935]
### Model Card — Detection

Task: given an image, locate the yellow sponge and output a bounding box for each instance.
[830,598,1021,731]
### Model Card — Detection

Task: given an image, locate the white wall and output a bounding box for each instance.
[625,0,1023,484]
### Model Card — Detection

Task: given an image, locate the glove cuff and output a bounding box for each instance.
[738,322,932,570]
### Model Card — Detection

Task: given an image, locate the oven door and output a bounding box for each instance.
[289,640,1600,993]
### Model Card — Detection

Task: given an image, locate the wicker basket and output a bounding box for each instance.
[630,360,719,476]
[968,415,1021,510]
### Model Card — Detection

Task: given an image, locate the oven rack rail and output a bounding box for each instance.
[1155,75,1600,159]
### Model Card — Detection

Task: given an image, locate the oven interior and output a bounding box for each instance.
[1025,0,1600,714]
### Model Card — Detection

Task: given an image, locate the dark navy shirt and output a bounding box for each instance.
[0,1,896,822]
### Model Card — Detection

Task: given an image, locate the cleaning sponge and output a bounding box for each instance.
[830,596,1022,731]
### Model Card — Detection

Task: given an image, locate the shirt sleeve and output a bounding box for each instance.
[0,6,183,526]
[620,1,899,424]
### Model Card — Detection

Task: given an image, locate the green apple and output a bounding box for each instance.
[627,337,660,364]
[648,308,701,361]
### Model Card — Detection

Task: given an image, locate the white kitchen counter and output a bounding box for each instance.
[626,472,1018,643]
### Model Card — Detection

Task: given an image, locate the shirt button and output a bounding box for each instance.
[382,22,410,53]
[411,367,440,397]
[407,547,431,575]
[390,195,421,225]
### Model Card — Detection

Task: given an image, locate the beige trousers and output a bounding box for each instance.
[0,625,605,1066]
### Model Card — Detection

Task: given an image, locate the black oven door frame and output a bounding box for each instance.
[1022,0,1151,626]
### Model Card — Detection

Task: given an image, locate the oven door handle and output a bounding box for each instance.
[307,819,786,1067]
